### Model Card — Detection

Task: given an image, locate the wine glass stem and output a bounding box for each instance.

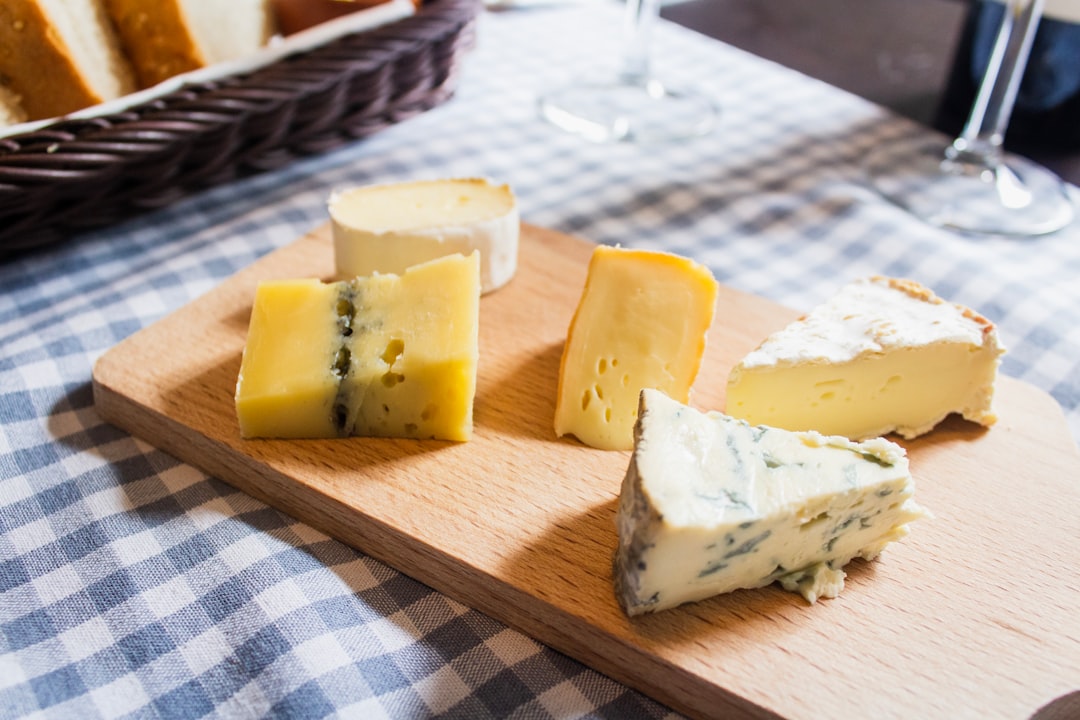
[621,0,659,86]
[952,0,1045,162]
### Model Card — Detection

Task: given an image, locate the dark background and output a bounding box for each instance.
[662,0,1080,184]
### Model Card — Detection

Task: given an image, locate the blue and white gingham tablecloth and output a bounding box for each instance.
[2,2,1079,718]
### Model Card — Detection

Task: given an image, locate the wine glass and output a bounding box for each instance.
[538,0,717,143]
[865,0,1075,237]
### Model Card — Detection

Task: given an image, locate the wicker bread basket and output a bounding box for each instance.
[0,0,481,259]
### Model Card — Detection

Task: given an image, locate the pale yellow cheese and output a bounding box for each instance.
[554,245,718,451]
[329,178,519,294]
[726,276,1004,440]
[347,252,480,441]
[236,252,480,441]
[234,279,342,439]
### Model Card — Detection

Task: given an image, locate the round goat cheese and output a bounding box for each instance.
[329,178,519,294]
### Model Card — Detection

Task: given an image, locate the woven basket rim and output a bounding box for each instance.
[0,0,427,143]
[0,0,481,257]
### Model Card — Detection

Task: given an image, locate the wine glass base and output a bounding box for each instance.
[865,137,1075,237]
[539,78,717,144]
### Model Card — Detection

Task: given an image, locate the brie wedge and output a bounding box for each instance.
[726,276,1004,440]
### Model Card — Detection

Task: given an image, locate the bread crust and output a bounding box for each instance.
[0,0,119,120]
[104,0,206,89]
[272,0,396,35]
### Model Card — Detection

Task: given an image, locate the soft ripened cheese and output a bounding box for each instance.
[329,178,519,294]
[614,389,927,616]
[235,252,480,441]
[726,276,1004,440]
[554,245,718,451]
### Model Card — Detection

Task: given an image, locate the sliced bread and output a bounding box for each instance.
[0,84,29,127]
[272,0,396,35]
[0,0,137,121]
[105,0,275,89]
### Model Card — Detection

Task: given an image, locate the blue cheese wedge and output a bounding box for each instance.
[614,389,928,616]
[726,275,1005,440]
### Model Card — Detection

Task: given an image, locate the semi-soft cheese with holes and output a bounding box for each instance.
[235,252,480,441]
[554,245,718,451]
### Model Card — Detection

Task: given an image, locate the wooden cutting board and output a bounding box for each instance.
[92,223,1080,720]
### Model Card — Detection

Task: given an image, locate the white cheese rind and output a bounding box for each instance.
[726,275,1005,439]
[329,178,519,294]
[614,389,928,616]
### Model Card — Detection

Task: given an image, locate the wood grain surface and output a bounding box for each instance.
[92,223,1080,720]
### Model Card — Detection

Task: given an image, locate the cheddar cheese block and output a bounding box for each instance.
[235,252,480,441]
[614,389,928,616]
[726,276,1004,440]
[330,178,519,294]
[554,245,718,451]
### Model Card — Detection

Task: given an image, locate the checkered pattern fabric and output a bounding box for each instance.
[3,2,1079,718]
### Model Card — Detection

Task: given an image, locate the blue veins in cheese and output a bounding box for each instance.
[235,252,480,442]
[726,275,1005,440]
[614,389,928,616]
